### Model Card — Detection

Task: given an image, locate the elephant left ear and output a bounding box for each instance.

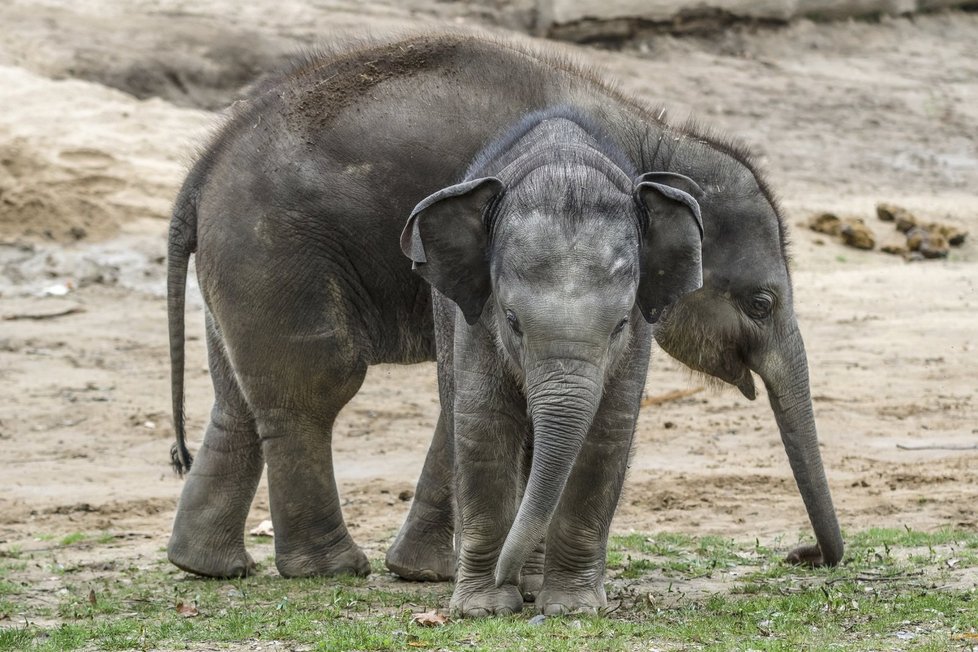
[400,177,504,325]
[634,172,705,323]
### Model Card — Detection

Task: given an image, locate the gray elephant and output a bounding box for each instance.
[166,32,843,614]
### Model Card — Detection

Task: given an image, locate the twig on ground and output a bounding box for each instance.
[641,387,704,407]
[896,443,978,451]
[2,305,84,320]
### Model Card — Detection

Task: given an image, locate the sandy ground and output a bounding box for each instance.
[0,0,976,623]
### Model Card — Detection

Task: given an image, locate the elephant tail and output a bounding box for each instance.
[167,185,198,477]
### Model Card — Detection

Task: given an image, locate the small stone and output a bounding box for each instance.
[808,212,842,236]
[528,614,547,625]
[398,489,414,502]
[840,220,875,250]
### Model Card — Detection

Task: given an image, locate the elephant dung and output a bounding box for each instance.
[876,202,918,232]
[808,212,843,236]
[927,221,967,246]
[880,242,908,256]
[840,219,875,250]
[906,226,949,259]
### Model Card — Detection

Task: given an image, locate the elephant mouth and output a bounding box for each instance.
[653,300,756,400]
[719,360,756,400]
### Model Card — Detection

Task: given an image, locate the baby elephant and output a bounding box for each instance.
[401,110,702,615]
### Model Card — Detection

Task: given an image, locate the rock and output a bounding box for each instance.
[398,489,414,502]
[808,212,842,236]
[840,220,875,250]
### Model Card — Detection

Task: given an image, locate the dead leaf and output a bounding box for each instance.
[407,642,429,649]
[88,589,97,606]
[411,610,449,627]
[249,519,274,537]
[952,632,978,641]
[176,601,199,617]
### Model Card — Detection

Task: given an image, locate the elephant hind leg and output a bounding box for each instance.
[245,349,370,578]
[168,315,264,578]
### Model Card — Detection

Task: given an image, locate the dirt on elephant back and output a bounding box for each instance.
[0,0,976,642]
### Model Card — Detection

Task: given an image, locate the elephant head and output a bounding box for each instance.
[652,180,844,567]
[400,119,704,586]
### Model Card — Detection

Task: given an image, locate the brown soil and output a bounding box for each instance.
[0,0,976,630]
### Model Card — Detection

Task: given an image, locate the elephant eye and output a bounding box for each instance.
[505,309,523,337]
[611,318,629,339]
[747,292,774,319]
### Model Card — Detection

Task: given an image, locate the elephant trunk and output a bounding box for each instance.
[494,358,601,587]
[756,320,844,566]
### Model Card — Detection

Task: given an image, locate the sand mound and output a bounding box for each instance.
[0,65,213,242]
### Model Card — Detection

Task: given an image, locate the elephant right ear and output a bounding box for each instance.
[400,177,503,325]
[634,172,705,323]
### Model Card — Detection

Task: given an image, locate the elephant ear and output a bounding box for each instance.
[400,177,503,325]
[634,172,705,323]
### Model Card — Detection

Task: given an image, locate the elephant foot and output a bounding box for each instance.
[450,580,523,618]
[385,518,455,581]
[536,585,606,616]
[386,543,454,582]
[167,535,256,578]
[275,536,370,578]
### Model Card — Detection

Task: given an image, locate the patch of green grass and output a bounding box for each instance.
[0,627,34,651]
[58,534,87,547]
[0,546,22,560]
[1,529,977,650]
[848,526,978,550]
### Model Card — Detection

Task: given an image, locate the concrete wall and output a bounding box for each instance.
[535,0,976,39]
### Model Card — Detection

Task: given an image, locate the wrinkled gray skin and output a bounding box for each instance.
[167,33,843,616]
[397,114,703,615]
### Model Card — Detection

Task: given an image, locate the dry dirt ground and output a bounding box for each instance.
[0,0,976,632]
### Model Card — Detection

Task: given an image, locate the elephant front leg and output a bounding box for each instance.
[450,374,528,617]
[536,428,631,615]
[537,334,650,615]
[385,410,456,581]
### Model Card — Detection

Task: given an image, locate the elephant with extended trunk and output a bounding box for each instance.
[166,31,843,616]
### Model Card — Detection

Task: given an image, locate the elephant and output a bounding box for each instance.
[166,31,843,613]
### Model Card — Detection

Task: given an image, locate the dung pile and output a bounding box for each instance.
[808,204,967,260]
